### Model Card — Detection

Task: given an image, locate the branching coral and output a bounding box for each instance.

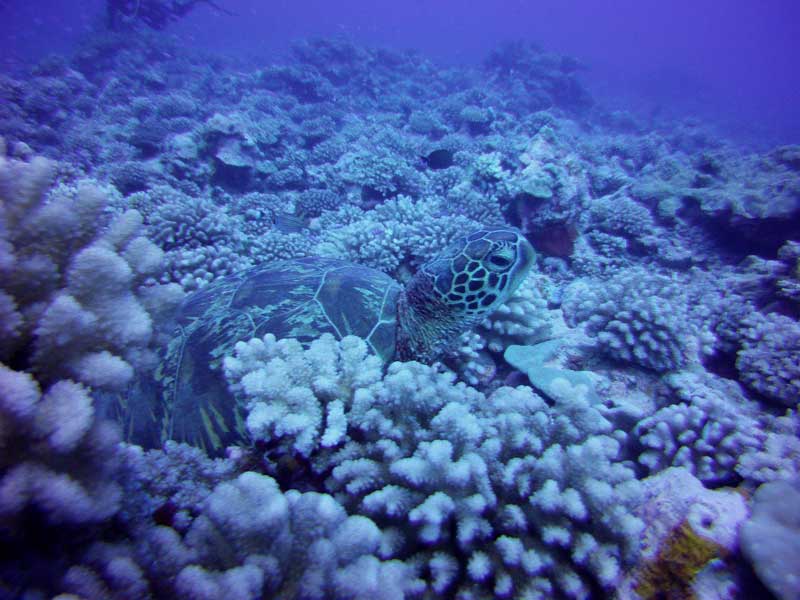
[224,333,644,598]
[335,149,408,198]
[0,145,183,389]
[775,240,800,303]
[507,129,589,231]
[314,196,480,277]
[224,334,384,459]
[477,271,553,353]
[0,142,187,596]
[588,193,655,239]
[65,468,410,600]
[633,371,763,486]
[4,31,800,600]
[135,186,260,289]
[172,473,409,600]
[736,311,800,407]
[0,364,122,526]
[562,268,711,373]
[106,0,232,31]
[736,408,800,485]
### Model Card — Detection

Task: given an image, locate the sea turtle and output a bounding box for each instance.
[125,226,535,454]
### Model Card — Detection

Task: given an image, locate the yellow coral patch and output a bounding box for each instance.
[634,520,722,600]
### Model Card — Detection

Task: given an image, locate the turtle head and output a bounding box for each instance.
[397,227,535,361]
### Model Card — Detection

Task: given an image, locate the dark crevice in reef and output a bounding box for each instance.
[0,507,116,598]
[678,197,799,260]
[702,348,739,381]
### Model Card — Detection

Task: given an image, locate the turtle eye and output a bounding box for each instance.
[487,251,512,270]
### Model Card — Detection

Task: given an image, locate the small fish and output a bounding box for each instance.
[273,213,307,234]
[421,149,455,170]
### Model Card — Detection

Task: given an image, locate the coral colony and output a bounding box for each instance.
[1,20,799,600]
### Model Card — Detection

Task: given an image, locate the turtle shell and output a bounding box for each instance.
[149,257,401,454]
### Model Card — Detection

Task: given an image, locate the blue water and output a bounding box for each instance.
[1,2,799,599]
[3,0,800,145]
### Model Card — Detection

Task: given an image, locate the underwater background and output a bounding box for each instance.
[0,1,799,599]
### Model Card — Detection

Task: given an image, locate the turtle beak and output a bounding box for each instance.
[507,237,536,295]
[520,237,536,271]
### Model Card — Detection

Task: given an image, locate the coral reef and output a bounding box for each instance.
[0,142,178,596]
[0,364,121,526]
[1,28,799,600]
[736,311,800,407]
[633,371,763,486]
[562,268,710,373]
[0,145,183,389]
[741,479,800,600]
[226,334,645,598]
[622,468,747,600]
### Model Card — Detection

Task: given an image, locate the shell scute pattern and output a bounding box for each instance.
[156,257,401,452]
[310,263,401,358]
[135,227,534,454]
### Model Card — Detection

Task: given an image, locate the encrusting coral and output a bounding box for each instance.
[740,479,800,600]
